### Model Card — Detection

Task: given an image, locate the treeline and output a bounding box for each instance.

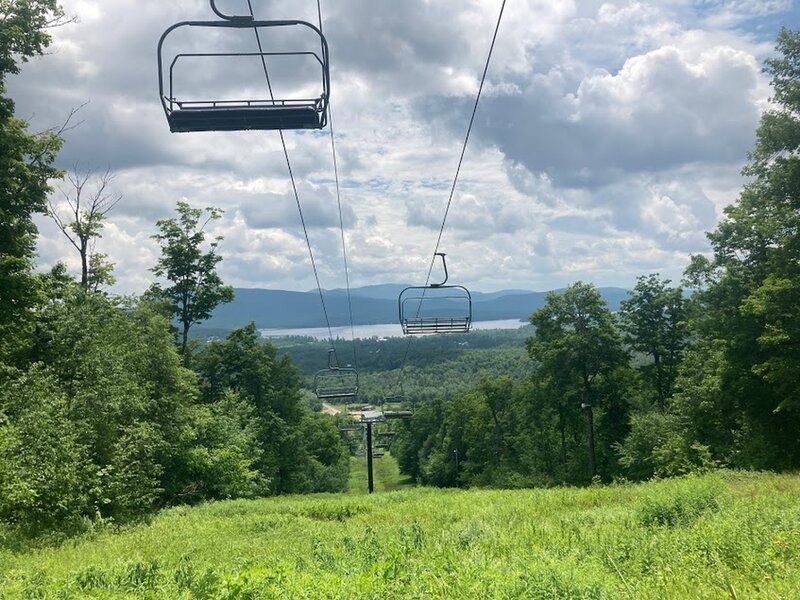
[0,3,347,541]
[393,29,800,488]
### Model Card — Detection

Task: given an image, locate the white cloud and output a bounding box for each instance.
[9,0,790,296]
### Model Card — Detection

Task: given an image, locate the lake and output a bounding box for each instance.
[259,319,528,340]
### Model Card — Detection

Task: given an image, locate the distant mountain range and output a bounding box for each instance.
[202,285,630,330]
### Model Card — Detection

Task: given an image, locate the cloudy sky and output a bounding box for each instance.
[9,0,800,295]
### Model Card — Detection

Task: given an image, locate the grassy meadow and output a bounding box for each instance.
[1,468,799,598]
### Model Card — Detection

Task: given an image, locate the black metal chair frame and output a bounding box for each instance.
[314,350,358,401]
[380,392,414,419]
[399,253,472,335]
[157,9,330,133]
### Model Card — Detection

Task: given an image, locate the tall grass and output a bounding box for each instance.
[1,471,798,598]
[348,453,413,494]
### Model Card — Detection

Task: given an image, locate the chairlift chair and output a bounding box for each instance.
[381,392,414,420]
[382,395,405,405]
[314,349,358,401]
[157,1,330,132]
[399,253,472,334]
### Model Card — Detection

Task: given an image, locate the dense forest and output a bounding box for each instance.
[2,1,799,546]
[0,2,348,542]
[276,327,534,405]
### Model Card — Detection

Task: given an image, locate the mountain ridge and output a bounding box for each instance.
[203,285,630,330]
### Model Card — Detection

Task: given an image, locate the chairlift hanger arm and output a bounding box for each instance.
[432,252,448,287]
[327,348,338,370]
[210,0,253,22]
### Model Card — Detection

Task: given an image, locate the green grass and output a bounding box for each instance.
[1,471,799,598]
[348,453,414,494]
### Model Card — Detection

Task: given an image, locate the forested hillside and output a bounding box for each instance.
[0,3,348,544]
[276,327,534,405]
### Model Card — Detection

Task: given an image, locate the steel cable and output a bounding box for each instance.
[246,0,341,366]
[392,0,508,395]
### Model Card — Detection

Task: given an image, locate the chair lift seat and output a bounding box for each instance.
[383,410,414,419]
[167,104,323,133]
[315,384,358,401]
[400,316,471,335]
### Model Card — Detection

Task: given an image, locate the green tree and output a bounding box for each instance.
[0,0,67,364]
[618,274,688,407]
[150,201,234,358]
[195,324,348,493]
[681,28,800,469]
[47,168,121,291]
[527,282,629,479]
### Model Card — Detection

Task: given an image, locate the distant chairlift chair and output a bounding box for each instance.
[157,1,330,132]
[314,350,358,402]
[399,253,472,334]
[381,394,413,420]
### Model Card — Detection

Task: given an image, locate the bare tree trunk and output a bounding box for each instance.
[181,321,190,359]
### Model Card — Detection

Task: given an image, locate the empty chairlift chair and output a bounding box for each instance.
[399,253,472,334]
[157,1,330,132]
[314,350,358,402]
[374,431,396,450]
[381,394,413,420]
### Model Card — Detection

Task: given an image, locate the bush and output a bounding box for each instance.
[0,366,96,536]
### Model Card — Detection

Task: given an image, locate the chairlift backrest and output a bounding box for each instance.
[399,253,472,334]
[157,9,330,133]
[382,395,405,405]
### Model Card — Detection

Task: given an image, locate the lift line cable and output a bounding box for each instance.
[317,0,359,371]
[392,0,507,394]
[426,0,506,282]
[246,0,342,366]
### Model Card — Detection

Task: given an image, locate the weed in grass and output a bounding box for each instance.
[249,513,294,533]
[636,475,725,527]
[19,570,48,600]
[73,565,110,591]
[116,559,161,590]
[290,500,371,522]
[398,520,425,553]
[313,537,338,569]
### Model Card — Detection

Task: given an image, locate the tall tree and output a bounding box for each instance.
[527,282,628,479]
[0,0,68,363]
[150,201,234,358]
[681,28,800,468]
[618,274,688,407]
[47,167,121,290]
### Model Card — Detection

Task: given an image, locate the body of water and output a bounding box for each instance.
[259,319,527,340]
